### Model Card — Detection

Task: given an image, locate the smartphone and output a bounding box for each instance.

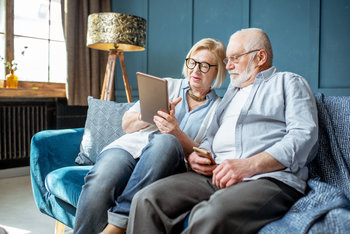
[193,147,216,165]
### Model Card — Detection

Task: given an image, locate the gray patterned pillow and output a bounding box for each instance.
[75,96,133,165]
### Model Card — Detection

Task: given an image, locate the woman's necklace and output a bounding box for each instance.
[188,89,206,102]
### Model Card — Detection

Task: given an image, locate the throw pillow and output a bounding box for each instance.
[75,96,133,165]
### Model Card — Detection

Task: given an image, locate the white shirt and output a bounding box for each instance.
[200,66,319,193]
[212,85,252,163]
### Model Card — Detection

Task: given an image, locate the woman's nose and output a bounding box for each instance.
[193,63,201,73]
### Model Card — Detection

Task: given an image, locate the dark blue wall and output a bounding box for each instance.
[112,0,350,101]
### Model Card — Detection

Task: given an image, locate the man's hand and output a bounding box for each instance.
[212,152,286,189]
[187,151,217,176]
[212,158,255,189]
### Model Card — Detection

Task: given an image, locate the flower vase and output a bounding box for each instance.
[6,70,18,88]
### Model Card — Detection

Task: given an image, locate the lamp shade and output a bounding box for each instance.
[87,12,146,51]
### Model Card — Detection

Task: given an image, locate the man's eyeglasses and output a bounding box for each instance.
[185,58,217,73]
[223,49,260,65]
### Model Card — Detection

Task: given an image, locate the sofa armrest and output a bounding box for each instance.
[30,128,84,216]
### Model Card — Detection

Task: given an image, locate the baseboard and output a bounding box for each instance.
[0,166,30,178]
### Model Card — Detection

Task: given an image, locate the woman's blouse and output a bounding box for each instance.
[102,78,219,159]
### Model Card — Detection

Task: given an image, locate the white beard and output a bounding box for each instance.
[229,59,255,88]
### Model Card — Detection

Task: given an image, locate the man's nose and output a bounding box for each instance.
[226,62,234,70]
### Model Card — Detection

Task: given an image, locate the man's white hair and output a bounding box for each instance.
[230,28,273,66]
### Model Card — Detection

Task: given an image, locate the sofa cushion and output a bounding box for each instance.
[45,166,92,207]
[75,96,133,165]
[309,94,350,196]
[259,93,350,233]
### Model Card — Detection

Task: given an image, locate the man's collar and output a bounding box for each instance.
[255,66,277,80]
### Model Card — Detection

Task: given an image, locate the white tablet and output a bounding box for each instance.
[136,72,169,123]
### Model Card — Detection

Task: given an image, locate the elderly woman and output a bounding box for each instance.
[74,38,227,234]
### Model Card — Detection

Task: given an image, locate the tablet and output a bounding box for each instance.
[136,72,169,123]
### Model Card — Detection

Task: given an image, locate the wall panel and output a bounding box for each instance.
[250,0,315,85]
[193,0,245,96]
[319,0,350,91]
[147,0,192,77]
[112,0,350,101]
[193,0,244,42]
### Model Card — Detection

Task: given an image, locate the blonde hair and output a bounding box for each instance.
[182,38,227,88]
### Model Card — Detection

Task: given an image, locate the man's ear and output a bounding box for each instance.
[257,49,268,66]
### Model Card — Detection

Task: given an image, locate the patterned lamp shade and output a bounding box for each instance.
[87,12,146,51]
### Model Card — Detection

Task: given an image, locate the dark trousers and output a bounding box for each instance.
[127,172,302,234]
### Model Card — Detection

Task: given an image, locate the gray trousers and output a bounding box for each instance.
[127,171,302,234]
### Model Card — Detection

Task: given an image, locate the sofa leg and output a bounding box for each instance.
[55,220,66,234]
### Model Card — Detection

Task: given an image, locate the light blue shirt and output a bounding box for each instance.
[174,79,218,140]
[200,66,318,193]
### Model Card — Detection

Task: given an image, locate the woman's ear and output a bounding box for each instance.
[257,49,268,66]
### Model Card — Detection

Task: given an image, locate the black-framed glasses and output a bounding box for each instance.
[185,58,217,73]
[223,49,260,65]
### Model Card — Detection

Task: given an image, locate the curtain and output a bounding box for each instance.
[61,0,111,105]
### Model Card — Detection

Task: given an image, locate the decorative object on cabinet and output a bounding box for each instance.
[0,46,27,88]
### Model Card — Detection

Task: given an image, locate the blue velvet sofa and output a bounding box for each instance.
[30,93,350,234]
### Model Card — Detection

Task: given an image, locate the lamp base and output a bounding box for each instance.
[100,49,133,103]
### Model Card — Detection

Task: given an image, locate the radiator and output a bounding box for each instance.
[0,100,56,168]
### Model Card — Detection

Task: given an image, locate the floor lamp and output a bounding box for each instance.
[86,13,146,102]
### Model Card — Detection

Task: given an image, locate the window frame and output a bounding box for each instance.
[0,0,65,91]
[5,0,14,66]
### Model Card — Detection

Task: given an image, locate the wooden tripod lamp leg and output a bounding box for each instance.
[118,51,133,103]
[100,50,117,101]
[55,220,66,234]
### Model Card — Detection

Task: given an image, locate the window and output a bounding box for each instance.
[0,0,5,80]
[0,0,66,83]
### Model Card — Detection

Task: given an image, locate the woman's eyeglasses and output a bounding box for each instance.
[185,58,217,73]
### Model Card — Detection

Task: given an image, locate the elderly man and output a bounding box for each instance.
[126,28,318,234]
